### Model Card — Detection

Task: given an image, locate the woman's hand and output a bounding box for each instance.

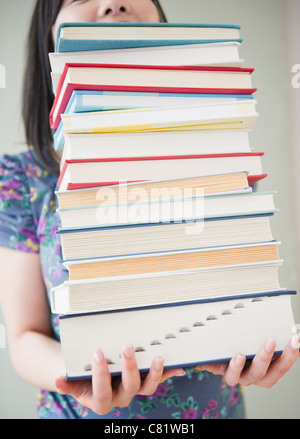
[198,336,299,388]
[55,343,185,416]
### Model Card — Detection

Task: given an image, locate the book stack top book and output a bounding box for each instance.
[48,22,297,380]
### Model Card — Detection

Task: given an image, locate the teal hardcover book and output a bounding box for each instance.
[55,22,242,53]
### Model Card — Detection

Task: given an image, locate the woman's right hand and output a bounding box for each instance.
[55,343,185,416]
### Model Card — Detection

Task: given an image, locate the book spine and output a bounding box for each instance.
[57,39,243,53]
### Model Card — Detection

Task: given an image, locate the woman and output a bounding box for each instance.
[0,0,298,419]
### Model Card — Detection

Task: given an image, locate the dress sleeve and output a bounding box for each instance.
[0,154,39,253]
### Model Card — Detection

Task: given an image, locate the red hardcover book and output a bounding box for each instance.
[56,153,266,191]
[50,63,257,129]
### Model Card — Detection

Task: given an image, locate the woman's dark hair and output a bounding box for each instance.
[22,0,168,175]
[152,0,168,23]
[22,0,64,175]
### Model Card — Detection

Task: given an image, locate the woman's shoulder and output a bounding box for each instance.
[0,150,58,253]
[0,151,35,204]
[0,149,54,181]
[0,149,58,196]
[0,149,58,215]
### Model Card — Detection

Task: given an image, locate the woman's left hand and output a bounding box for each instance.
[198,336,299,388]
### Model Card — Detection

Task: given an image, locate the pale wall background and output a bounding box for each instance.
[0,0,299,419]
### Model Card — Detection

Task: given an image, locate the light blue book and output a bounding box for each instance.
[54,90,253,150]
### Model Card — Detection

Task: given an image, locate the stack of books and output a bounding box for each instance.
[49,23,297,381]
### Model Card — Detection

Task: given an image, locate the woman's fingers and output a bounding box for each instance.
[138,356,165,395]
[116,344,142,407]
[197,362,228,376]
[92,348,114,415]
[222,338,277,387]
[237,338,276,387]
[250,335,300,389]
[223,336,299,388]
[55,375,94,410]
[223,354,247,387]
[159,366,186,383]
[55,345,172,416]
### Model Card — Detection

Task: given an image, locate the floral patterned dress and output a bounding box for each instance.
[0,151,246,419]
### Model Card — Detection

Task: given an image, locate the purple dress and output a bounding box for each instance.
[0,150,246,419]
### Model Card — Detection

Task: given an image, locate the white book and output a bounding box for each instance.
[60,128,252,165]
[57,153,264,192]
[50,42,243,93]
[58,292,297,380]
[50,260,283,315]
[57,214,275,261]
[60,101,258,134]
[56,191,276,229]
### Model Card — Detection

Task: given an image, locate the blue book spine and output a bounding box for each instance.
[57,38,243,53]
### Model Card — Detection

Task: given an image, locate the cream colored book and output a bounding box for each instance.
[57,214,275,262]
[50,260,283,315]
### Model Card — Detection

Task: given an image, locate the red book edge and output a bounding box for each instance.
[64,152,264,164]
[50,63,256,129]
[248,174,267,186]
[57,160,68,188]
[60,63,255,73]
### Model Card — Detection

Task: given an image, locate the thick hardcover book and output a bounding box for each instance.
[56,153,265,191]
[56,190,276,229]
[55,22,242,53]
[53,92,253,151]
[59,100,258,134]
[61,89,253,115]
[50,260,283,315]
[50,64,257,129]
[59,128,252,165]
[50,42,244,93]
[57,292,297,380]
[56,213,276,261]
[62,241,280,282]
[55,170,251,209]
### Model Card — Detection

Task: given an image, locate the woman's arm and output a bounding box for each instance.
[0,247,65,391]
[0,246,185,415]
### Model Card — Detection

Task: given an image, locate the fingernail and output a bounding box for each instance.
[291,335,300,351]
[155,357,164,371]
[234,354,245,368]
[265,337,276,353]
[123,343,134,359]
[94,348,104,363]
[176,369,186,376]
